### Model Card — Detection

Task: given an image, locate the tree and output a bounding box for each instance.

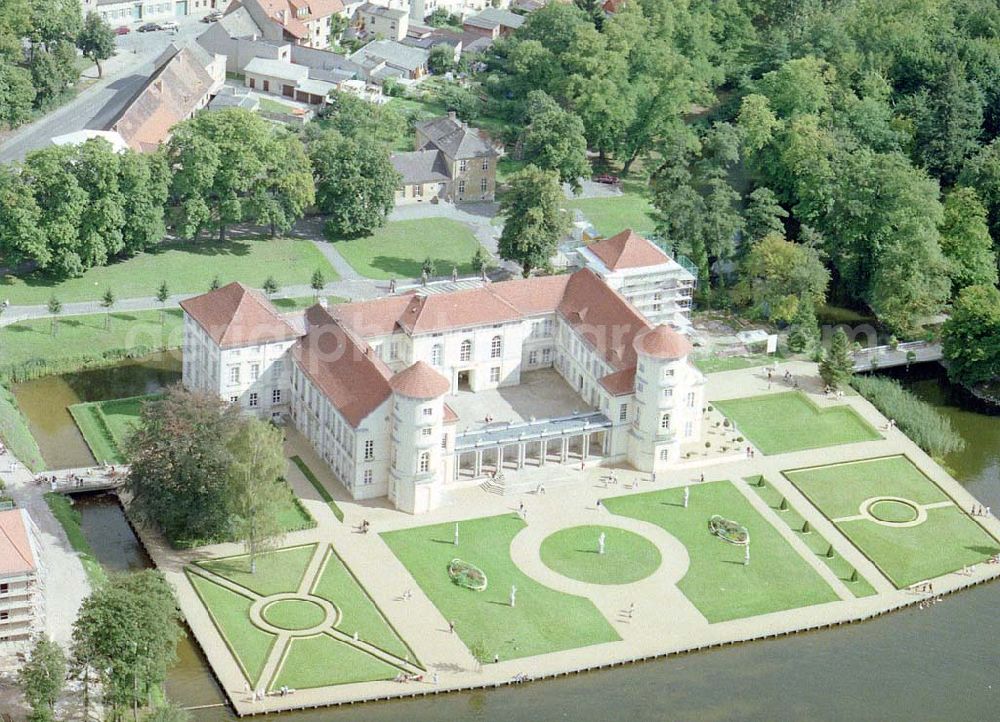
[99,287,115,329]
[310,269,325,300]
[209,275,220,291]
[938,187,998,294]
[71,571,181,721]
[227,417,287,573]
[428,44,456,75]
[497,165,569,277]
[253,130,315,238]
[819,327,854,390]
[471,245,491,275]
[46,295,61,336]
[119,150,169,257]
[308,130,399,238]
[737,233,829,324]
[17,636,65,722]
[124,386,239,543]
[262,276,278,298]
[20,145,88,276]
[167,109,274,241]
[787,299,820,355]
[520,91,590,191]
[0,61,36,128]
[942,284,1000,388]
[314,91,406,146]
[959,139,1000,241]
[0,165,44,266]
[76,11,114,78]
[156,281,169,324]
[743,187,788,244]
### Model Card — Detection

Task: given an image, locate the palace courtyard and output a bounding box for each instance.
[127,360,1000,714]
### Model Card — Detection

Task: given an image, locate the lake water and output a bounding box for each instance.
[35,362,1000,721]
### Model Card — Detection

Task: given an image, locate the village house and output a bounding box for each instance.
[225,0,345,49]
[355,1,410,41]
[390,112,497,204]
[347,38,430,80]
[0,509,43,645]
[461,6,524,39]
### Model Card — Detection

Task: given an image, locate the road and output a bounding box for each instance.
[0,14,210,164]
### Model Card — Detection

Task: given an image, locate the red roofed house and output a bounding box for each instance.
[577,228,698,331]
[228,0,346,49]
[0,509,43,644]
[181,240,704,514]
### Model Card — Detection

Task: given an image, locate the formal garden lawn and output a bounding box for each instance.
[604,482,840,622]
[381,514,620,662]
[743,475,877,598]
[331,219,483,279]
[715,392,881,455]
[68,394,158,464]
[0,309,183,372]
[189,544,413,690]
[539,525,661,585]
[563,194,656,237]
[784,457,1000,588]
[0,237,338,306]
[693,353,779,375]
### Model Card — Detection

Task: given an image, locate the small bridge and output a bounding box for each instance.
[35,467,127,494]
[852,341,943,372]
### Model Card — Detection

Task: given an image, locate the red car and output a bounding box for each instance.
[115,25,130,35]
[593,173,620,185]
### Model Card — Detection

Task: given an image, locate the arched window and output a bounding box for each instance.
[419,451,430,473]
[431,344,442,366]
[660,413,671,430]
[490,335,502,359]
[460,339,472,362]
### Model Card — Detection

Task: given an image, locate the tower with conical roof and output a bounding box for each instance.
[388,361,451,513]
[628,324,704,472]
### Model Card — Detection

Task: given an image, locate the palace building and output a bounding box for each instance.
[180,230,705,513]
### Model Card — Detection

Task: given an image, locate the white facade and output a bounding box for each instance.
[182,270,704,515]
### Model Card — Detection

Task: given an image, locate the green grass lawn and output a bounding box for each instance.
[188,571,277,686]
[742,476,876,598]
[0,309,183,372]
[43,493,107,586]
[270,634,402,691]
[604,482,840,622]
[189,543,413,690]
[291,455,344,522]
[693,353,777,375]
[331,219,483,280]
[563,194,656,237]
[715,392,881,455]
[0,237,338,306]
[197,544,316,597]
[784,456,1000,587]
[309,547,413,661]
[69,394,158,464]
[271,295,346,312]
[539,525,661,585]
[382,514,619,661]
[258,97,299,116]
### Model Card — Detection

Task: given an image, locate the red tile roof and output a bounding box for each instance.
[390,361,451,399]
[398,288,522,333]
[180,282,302,349]
[633,324,693,360]
[598,367,636,396]
[0,510,35,577]
[292,305,393,427]
[443,403,459,424]
[587,229,671,271]
[557,268,652,370]
[490,274,572,316]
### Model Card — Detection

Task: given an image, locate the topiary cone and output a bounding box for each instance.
[801,520,810,533]
[779,498,788,511]
[826,544,834,558]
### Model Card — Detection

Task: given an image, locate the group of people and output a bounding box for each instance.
[767,368,799,390]
[971,504,991,517]
[824,385,845,399]
[358,519,371,534]
[744,446,757,459]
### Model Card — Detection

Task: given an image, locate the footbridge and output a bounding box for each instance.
[852,341,943,372]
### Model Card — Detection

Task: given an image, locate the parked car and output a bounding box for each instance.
[201,11,223,22]
[160,20,178,31]
[593,173,620,185]
[137,23,161,32]
[115,25,130,35]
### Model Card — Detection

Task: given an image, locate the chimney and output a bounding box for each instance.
[447,110,457,121]
[318,297,329,309]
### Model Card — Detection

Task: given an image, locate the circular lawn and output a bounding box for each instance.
[539,525,661,585]
[262,598,327,631]
[868,499,920,524]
